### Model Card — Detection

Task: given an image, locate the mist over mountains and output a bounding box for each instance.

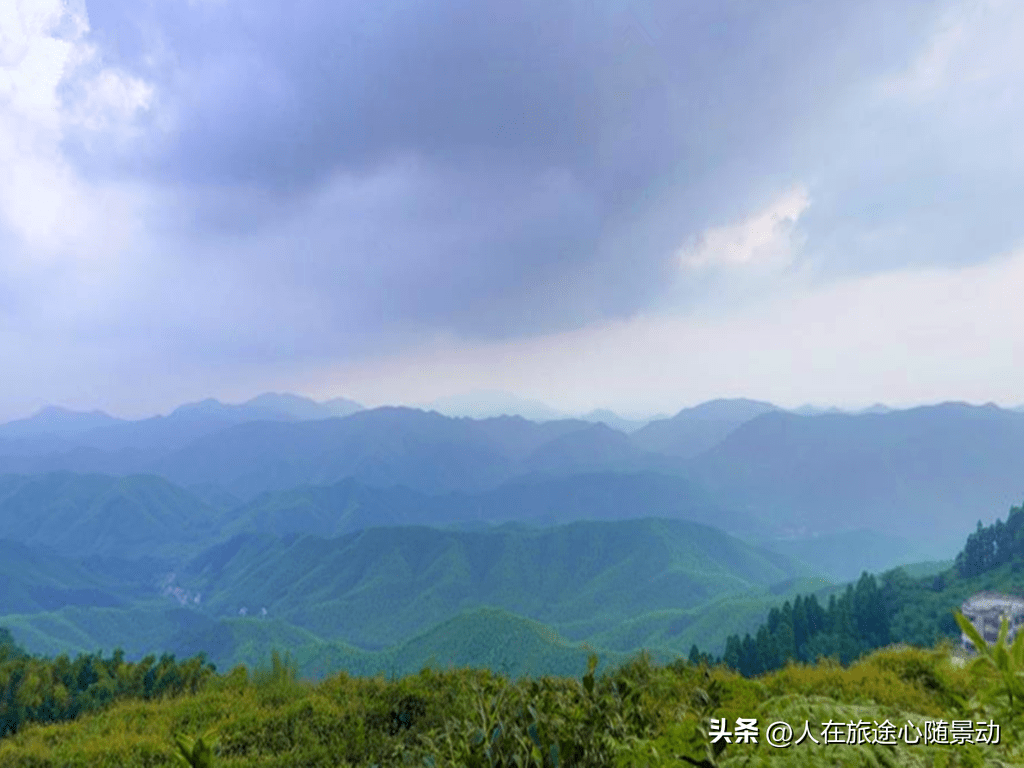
[2,393,1021,546]
[1,391,1021,677]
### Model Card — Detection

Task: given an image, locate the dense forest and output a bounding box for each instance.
[692,503,1024,678]
[4,502,1024,766]
[699,572,890,674]
[956,503,1024,578]
[0,638,1016,767]
[0,629,215,739]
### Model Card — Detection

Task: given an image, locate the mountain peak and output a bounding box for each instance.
[418,390,565,421]
[672,398,779,422]
[0,406,123,437]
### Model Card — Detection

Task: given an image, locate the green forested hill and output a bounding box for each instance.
[683,499,1024,680]
[220,470,761,540]
[0,605,631,682]
[177,518,812,649]
[0,516,818,680]
[287,607,633,680]
[0,540,125,615]
[0,472,222,559]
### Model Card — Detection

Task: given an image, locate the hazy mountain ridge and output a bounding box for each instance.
[0,539,126,615]
[689,402,1024,543]
[0,394,364,455]
[0,515,820,676]
[631,398,780,458]
[0,472,223,560]
[5,394,1024,683]
[174,518,812,649]
[0,407,127,440]
[5,397,1024,546]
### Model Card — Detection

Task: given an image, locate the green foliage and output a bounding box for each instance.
[1,643,1019,767]
[172,730,217,768]
[183,518,809,652]
[0,646,215,739]
[708,572,896,678]
[1,515,816,681]
[955,609,1024,736]
[250,650,304,707]
[699,500,1024,682]
[0,472,222,560]
[0,627,27,660]
[956,504,1024,579]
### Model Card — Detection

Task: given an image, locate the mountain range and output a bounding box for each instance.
[2,392,1024,678]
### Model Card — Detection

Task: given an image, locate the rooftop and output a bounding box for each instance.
[962,591,1024,612]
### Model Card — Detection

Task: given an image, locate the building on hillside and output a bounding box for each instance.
[961,591,1024,652]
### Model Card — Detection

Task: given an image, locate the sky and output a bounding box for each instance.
[2,0,1024,420]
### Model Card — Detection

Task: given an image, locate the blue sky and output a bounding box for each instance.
[1,0,1023,420]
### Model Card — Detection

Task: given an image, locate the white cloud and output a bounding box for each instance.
[0,0,149,266]
[320,247,1024,414]
[880,0,1024,105]
[68,66,154,136]
[3,0,1024,421]
[678,185,810,271]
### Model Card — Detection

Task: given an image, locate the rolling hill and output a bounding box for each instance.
[0,472,223,560]
[632,398,779,458]
[176,518,812,649]
[220,470,759,540]
[0,540,125,615]
[148,408,635,498]
[687,402,1024,547]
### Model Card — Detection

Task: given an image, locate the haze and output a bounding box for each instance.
[2,0,1022,421]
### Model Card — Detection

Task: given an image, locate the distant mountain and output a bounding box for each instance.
[0,393,365,457]
[678,399,780,421]
[220,478,430,539]
[320,396,365,417]
[150,407,517,497]
[0,539,125,615]
[464,472,761,534]
[0,406,125,438]
[178,518,810,649]
[418,390,565,421]
[789,405,844,416]
[790,403,892,416]
[855,403,893,415]
[221,471,762,540]
[518,423,657,475]
[0,472,223,560]
[241,393,335,420]
[631,398,780,458]
[80,394,364,452]
[234,392,363,420]
[0,444,154,476]
[759,529,952,582]
[575,409,656,433]
[457,415,595,459]
[150,408,631,498]
[687,402,1024,545]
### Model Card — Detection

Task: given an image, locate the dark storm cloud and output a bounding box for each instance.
[72,1,936,193]
[52,0,1007,351]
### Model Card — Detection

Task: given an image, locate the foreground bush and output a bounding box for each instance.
[1,643,1021,767]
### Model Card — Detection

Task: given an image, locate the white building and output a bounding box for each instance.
[961,592,1024,651]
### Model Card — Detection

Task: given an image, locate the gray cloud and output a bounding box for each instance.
[54,0,954,345]
[4,0,1024,417]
